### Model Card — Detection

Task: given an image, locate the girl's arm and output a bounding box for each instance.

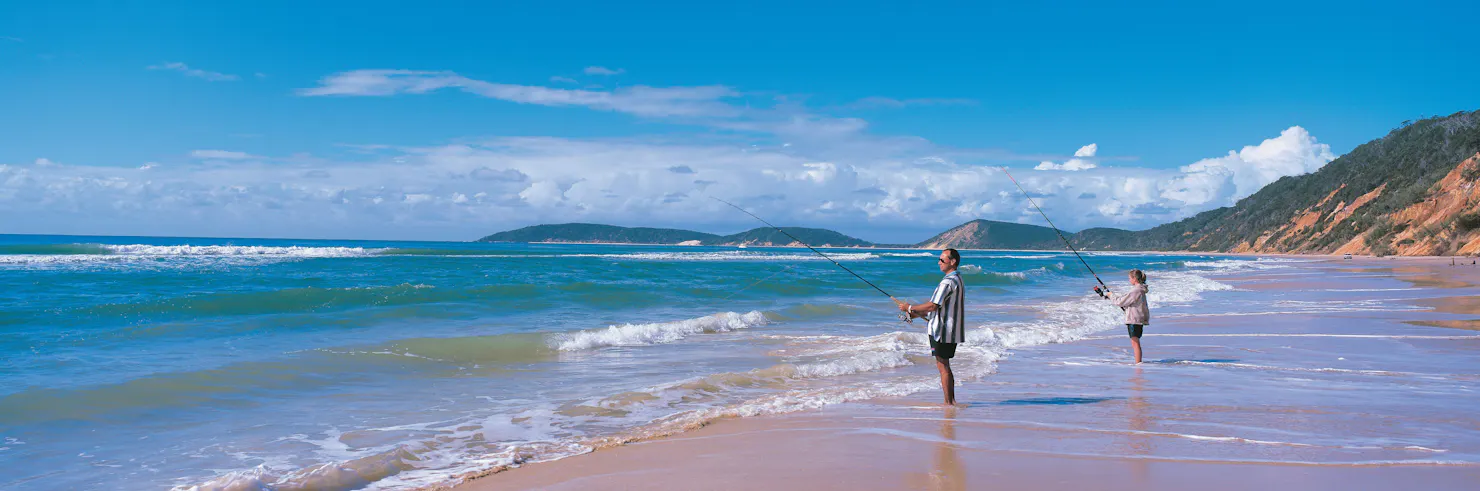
[1113,287,1142,308]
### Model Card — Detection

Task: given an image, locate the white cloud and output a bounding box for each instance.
[1034,143,1099,170]
[849,97,976,109]
[190,150,254,160]
[549,76,577,84]
[299,70,738,118]
[1163,126,1333,206]
[1,36,22,43]
[0,125,1337,241]
[147,62,239,82]
[297,69,977,149]
[584,66,625,76]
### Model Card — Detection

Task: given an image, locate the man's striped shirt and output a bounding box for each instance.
[928,270,965,343]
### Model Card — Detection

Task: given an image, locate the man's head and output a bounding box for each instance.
[938,248,960,273]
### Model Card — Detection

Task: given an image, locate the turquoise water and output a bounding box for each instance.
[2,235,1463,489]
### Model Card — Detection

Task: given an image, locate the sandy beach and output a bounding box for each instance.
[451,256,1480,490]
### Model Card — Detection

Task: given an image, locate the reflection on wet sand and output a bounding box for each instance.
[930,407,965,491]
[1405,295,1480,331]
[1127,367,1151,482]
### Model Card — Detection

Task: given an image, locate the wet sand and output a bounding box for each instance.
[449,256,1480,490]
[455,412,1480,491]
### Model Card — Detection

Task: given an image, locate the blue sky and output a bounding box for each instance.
[2,1,1476,242]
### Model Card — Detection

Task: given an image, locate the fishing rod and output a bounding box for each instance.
[1000,168,1111,292]
[711,197,914,320]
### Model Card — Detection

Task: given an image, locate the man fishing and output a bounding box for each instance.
[898,248,965,406]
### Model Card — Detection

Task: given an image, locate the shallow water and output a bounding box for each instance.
[0,235,1472,489]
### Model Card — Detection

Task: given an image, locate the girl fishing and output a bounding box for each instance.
[999,168,1148,363]
[1094,269,1150,364]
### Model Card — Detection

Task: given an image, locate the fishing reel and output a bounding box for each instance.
[894,299,916,324]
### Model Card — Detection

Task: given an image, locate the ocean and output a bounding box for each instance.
[0,235,1474,489]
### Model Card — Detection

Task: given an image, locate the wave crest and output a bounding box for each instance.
[550,311,769,351]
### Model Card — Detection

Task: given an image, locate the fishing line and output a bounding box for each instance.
[1000,168,1111,290]
[711,197,913,321]
[721,264,795,300]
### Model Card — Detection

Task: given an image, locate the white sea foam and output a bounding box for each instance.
[0,244,382,270]
[881,252,936,257]
[494,251,880,261]
[788,351,915,378]
[998,269,1031,279]
[102,244,380,257]
[1185,257,1312,272]
[550,311,769,351]
[1113,333,1480,340]
[979,271,1233,349]
[595,251,878,262]
[979,254,1068,259]
[959,265,1058,279]
[0,254,130,266]
[1164,360,1430,377]
[1145,298,1431,316]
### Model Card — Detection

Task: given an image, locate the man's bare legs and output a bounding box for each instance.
[935,356,956,405]
[1130,337,1143,364]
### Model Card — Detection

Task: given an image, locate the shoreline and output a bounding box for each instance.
[444,255,1480,490]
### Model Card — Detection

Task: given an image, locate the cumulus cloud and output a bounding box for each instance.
[584,66,625,76]
[1035,143,1099,170]
[147,62,239,82]
[0,125,1337,240]
[1162,126,1334,206]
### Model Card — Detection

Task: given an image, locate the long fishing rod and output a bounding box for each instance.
[711,197,908,310]
[1000,168,1111,291]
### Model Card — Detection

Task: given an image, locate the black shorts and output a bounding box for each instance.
[929,337,958,359]
[1126,324,1144,339]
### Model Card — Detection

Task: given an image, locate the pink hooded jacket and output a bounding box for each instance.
[1107,284,1150,325]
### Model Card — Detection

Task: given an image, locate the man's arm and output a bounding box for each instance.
[899,298,935,317]
[897,278,950,317]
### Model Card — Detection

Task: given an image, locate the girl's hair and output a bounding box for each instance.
[1129,269,1147,285]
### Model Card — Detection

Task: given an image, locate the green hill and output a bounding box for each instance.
[708,227,874,247]
[914,219,1063,249]
[477,223,719,244]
